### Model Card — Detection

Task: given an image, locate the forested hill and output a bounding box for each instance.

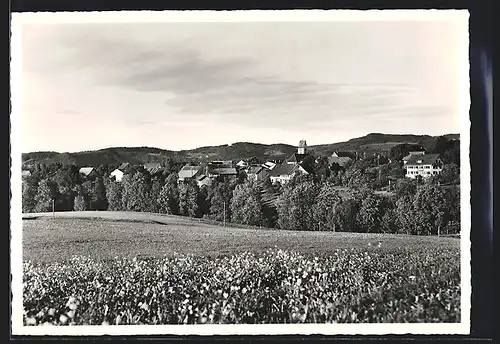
[22,133,459,167]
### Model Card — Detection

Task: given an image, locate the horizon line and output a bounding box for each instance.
[21,132,460,155]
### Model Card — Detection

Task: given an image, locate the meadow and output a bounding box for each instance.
[21,212,461,325]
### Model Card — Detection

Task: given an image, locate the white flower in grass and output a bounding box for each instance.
[59,314,68,325]
[25,317,37,326]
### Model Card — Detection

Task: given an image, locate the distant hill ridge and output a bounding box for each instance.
[22,133,459,167]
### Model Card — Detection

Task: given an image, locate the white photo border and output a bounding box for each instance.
[10,9,471,336]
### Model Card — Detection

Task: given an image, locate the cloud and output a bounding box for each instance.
[46,39,432,131]
[18,21,464,152]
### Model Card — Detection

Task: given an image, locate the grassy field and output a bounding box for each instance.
[22,211,458,263]
[21,211,461,325]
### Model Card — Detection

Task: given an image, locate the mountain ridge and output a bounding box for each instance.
[22,133,460,167]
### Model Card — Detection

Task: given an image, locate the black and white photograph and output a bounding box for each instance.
[10,10,471,336]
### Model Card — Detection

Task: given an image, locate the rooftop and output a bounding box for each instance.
[247,166,263,175]
[332,151,355,158]
[403,151,426,161]
[144,162,163,174]
[207,166,238,175]
[178,165,201,179]
[269,163,300,177]
[287,153,309,164]
[79,167,94,176]
[405,153,441,165]
[328,156,352,166]
[118,162,130,170]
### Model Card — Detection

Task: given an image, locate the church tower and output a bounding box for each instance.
[298,140,307,155]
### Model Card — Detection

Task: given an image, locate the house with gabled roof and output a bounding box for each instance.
[236,160,248,169]
[328,155,352,167]
[196,174,212,188]
[246,165,269,182]
[110,169,125,182]
[144,162,163,175]
[178,165,201,183]
[109,162,133,182]
[206,163,238,181]
[405,153,443,179]
[269,163,309,185]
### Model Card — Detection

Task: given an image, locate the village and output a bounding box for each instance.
[60,140,445,188]
[21,137,460,237]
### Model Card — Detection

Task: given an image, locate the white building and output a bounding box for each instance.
[405,154,444,179]
[297,140,307,155]
[236,160,248,168]
[269,163,309,185]
[110,169,125,182]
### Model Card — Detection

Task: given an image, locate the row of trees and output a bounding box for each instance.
[272,174,460,235]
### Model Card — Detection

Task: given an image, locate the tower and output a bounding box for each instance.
[298,140,307,155]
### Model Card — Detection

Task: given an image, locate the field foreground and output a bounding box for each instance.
[21,212,461,325]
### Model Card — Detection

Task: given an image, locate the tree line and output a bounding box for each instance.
[22,151,460,236]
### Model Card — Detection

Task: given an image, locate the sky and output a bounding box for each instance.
[15,12,469,153]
